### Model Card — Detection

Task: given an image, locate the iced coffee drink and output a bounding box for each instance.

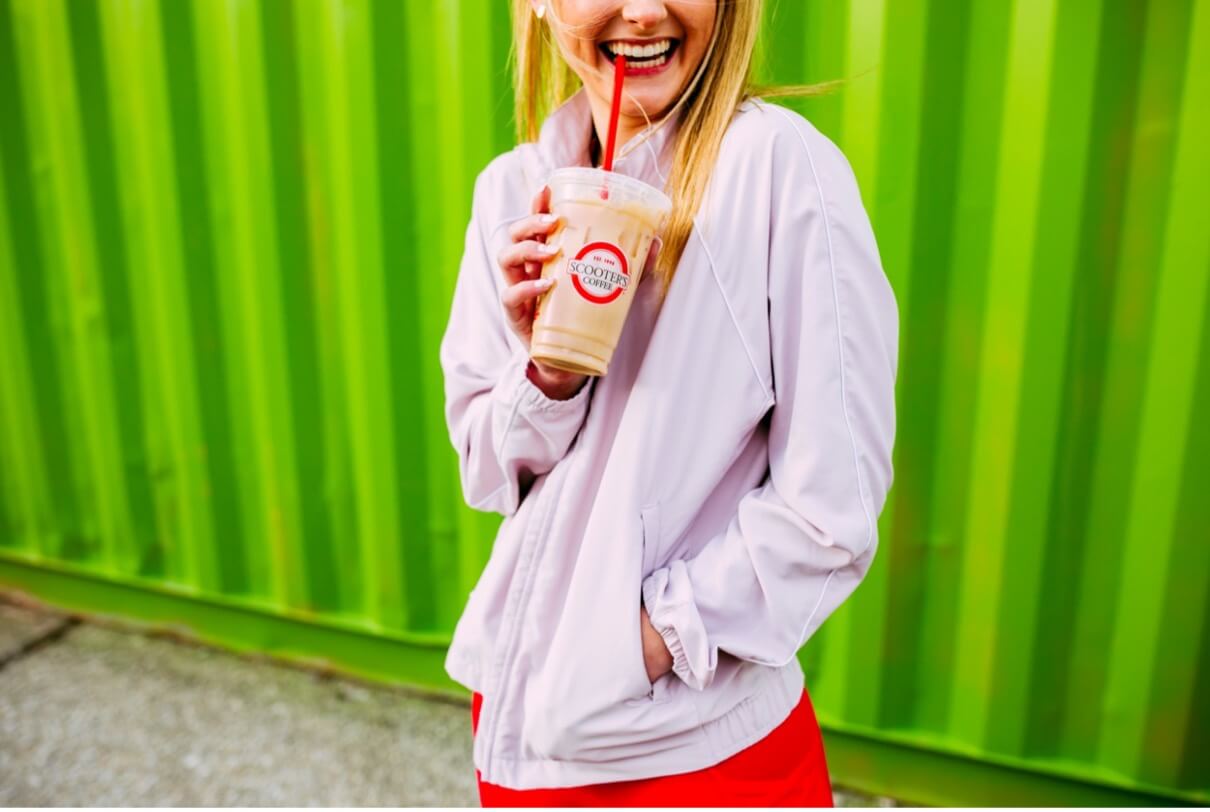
[530,167,672,376]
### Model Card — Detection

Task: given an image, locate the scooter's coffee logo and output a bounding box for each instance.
[567,241,630,305]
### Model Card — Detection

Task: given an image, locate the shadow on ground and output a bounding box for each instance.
[0,593,897,807]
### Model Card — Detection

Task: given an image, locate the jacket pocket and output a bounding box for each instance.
[625,621,672,706]
[629,503,671,705]
[640,502,661,576]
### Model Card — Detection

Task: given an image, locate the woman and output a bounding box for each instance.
[439,0,898,805]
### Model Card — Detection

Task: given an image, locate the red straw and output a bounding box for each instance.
[602,55,626,172]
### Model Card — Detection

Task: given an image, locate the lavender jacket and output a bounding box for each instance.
[440,88,898,789]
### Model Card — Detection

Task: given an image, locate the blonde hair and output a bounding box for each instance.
[511,0,835,294]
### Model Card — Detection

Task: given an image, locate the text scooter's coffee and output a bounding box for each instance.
[530,167,672,376]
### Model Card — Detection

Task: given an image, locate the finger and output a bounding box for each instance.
[497,241,553,286]
[501,278,555,321]
[497,256,525,288]
[507,212,561,243]
[644,236,663,272]
[531,185,552,216]
[498,240,561,277]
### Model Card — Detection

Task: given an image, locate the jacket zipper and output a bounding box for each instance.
[478,471,566,775]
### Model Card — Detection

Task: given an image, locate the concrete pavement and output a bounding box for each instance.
[0,594,895,807]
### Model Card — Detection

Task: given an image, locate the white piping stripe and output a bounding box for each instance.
[644,101,875,666]
[639,133,774,405]
[691,226,775,405]
[764,102,878,661]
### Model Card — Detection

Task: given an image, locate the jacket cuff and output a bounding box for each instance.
[641,563,714,691]
[497,350,593,413]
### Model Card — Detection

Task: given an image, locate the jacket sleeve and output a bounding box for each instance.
[439,168,595,516]
[641,116,898,690]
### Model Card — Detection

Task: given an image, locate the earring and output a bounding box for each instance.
[535,4,546,18]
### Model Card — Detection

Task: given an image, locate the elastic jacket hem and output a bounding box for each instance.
[451,657,805,790]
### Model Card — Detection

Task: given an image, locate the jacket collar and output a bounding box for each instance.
[535,88,682,190]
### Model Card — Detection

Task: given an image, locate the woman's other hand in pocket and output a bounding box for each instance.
[640,605,674,683]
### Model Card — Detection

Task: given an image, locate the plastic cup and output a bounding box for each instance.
[530,167,673,376]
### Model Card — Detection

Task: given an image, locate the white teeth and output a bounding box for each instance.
[626,53,668,69]
[605,39,672,59]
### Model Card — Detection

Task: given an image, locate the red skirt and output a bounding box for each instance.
[470,688,833,807]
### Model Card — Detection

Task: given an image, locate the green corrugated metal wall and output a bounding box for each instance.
[0,0,1206,805]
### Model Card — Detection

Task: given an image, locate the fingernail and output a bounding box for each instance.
[540,214,557,225]
[536,278,553,289]
[538,243,558,253]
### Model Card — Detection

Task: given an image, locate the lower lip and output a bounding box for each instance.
[604,45,678,77]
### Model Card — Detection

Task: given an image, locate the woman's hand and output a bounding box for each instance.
[497,186,588,401]
[640,605,673,683]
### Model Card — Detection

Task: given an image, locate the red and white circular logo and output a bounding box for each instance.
[566,241,630,305]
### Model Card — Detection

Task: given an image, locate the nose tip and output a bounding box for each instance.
[621,0,667,28]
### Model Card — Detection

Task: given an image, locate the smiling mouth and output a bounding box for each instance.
[599,38,681,73]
